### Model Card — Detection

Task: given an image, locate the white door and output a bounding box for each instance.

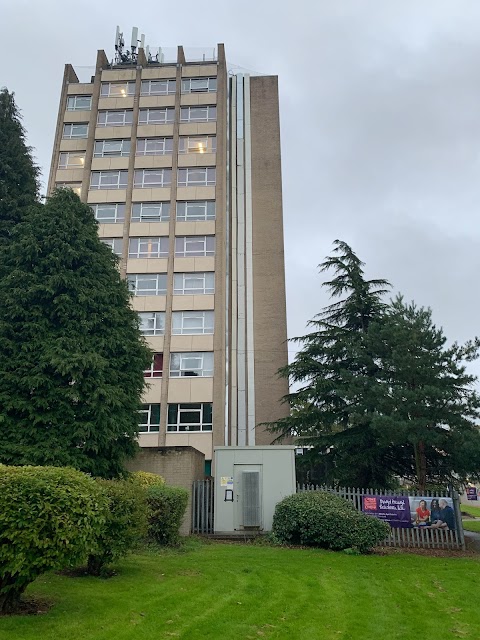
[234,464,262,530]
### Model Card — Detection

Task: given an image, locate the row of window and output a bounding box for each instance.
[105,235,215,259]
[144,352,213,378]
[63,106,216,138]
[59,136,216,166]
[88,167,216,190]
[140,403,212,433]
[140,310,214,336]
[67,78,217,111]
[93,201,215,223]
[128,272,214,296]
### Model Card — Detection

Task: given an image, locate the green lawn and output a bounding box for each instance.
[460,504,480,518]
[463,520,480,533]
[1,541,479,640]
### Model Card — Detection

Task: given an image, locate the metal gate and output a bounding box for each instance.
[192,479,214,534]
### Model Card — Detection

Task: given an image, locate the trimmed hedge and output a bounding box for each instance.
[147,485,189,546]
[128,470,165,489]
[86,479,147,575]
[0,465,106,613]
[272,491,390,553]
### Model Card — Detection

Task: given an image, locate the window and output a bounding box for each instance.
[131,202,170,222]
[167,403,212,432]
[128,274,167,296]
[55,183,82,196]
[138,108,175,125]
[129,237,169,259]
[134,169,172,188]
[175,236,215,257]
[100,82,135,97]
[136,138,173,156]
[97,110,133,127]
[170,352,213,377]
[172,311,214,335]
[138,311,165,335]
[58,152,85,169]
[174,272,214,295]
[62,123,88,139]
[102,238,123,256]
[144,353,163,378]
[180,106,216,123]
[90,170,128,190]
[141,79,176,95]
[181,77,217,94]
[67,95,92,111]
[176,201,215,222]
[178,136,216,154]
[139,404,160,433]
[94,139,131,157]
[177,167,216,187]
[91,203,125,224]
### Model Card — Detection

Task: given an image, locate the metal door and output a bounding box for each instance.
[234,464,262,530]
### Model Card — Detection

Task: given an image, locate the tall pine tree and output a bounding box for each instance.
[0,189,151,477]
[269,240,400,487]
[0,88,39,245]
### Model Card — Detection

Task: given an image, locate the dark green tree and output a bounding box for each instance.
[269,240,399,487]
[371,296,480,491]
[0,88,40,245]
[0,189,151,478]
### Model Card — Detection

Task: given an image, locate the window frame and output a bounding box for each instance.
[136,138,174,156]
[177,167,216,188]
[58,151,86,169]
[144,353,164,378]
[128,237,169,259]
[138,311,166,336]
[138,108,175,125]
[176,201,216,222]
[180,106,216,123]
[134,169,172,189]
[181,77,217,94]
[140,79,176,96]
[96,110,133,127]
[62,123,88,139]
[174,235,215,258]
[131,202,170,223]
[128,274,168,296]
[91,203,126,224]
[172,311,214,335]
[66,95,92,111]
[55,182,82,196]
[101,238,123,256]
[139,404,161,433]
[100,82,136,98]
[178,136,216,154]
[89,170,128,190]
[93,139,131,158]
[173,272,215,295]
[167,403,213,432]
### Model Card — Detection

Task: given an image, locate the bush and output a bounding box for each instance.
[128,470,165,489]
[0,465,106,613]
[272,491,390,553]
[147,485,189,546]
[86,479,147,576]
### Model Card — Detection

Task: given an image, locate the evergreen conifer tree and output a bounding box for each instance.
[0,88,39,245]
[0,189,151,477]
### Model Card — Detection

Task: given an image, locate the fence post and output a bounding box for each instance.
[450,485,465,550]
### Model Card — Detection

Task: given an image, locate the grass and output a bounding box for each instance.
[1,541,480,640]
[460,504,480,518]
[463,520,480,533]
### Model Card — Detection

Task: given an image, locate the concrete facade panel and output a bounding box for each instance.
[63,110,92,123]
[180,94,218,106]
[131,187,171,201]
[139,96,176,108]
[98,97,134,110]
[178,123,216,136]
[129,222,170,236]
[177,153,216,167]
[55,168,85,183]
[98,224,123,238]
[126,258,169,274]
[91,157,130,171]
[101,69,136,81]
[66,84,94,95]
[134,155,173,169]
[87,189,127,203]
[141,67,177,79]
[136,124,174,138]
[95,125,132,139]
[175,221,216,235]
[171,295,215,311]
[165,435,213,459]
[181,65,218,77]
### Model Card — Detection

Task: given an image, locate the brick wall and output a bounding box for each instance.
[126,446,205,535]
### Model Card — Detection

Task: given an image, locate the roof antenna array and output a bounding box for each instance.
[113,25,146,65]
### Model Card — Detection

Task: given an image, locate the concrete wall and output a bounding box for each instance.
[126,446,205,535]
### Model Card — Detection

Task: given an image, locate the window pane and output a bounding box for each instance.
[131,202,170,222]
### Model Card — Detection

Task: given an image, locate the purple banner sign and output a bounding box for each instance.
[467,487,478,501]
[362,495,411,528]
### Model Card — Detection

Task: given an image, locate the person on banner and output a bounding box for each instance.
[414,499,430,526]
[429,499,442,526]
[429,499,456,531]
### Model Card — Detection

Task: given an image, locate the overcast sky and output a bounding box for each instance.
[3,0,480,373]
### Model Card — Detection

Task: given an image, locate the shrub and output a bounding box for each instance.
[272,491,390,553]
[128,470,165,489]
[147,485,189,546]
[0,465,106,613]
[86,479,148,576]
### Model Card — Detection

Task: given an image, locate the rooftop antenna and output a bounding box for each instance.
[140,33,145,50]
[131,27,138,56]
[114,26,126,64]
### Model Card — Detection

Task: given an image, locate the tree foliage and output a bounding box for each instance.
[0,189,152,478]
[0,88,39,246]
[146,485,189,546]
[0,465,106,613]
[270,240,480,490]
